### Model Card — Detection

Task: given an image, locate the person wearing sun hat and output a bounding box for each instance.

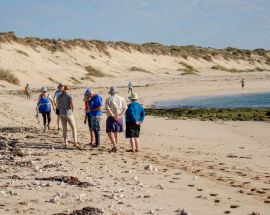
[84,88,103,148]
[125,92,145,152]
[36,86,55,132]
[105,86,127,152]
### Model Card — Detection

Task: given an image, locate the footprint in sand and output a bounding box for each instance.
[209,193,218,197]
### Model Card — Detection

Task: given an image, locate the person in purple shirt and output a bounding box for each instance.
[125,93,145,152]
[85,88,103,147]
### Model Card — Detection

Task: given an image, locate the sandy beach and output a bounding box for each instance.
[1,78,270,215]
[0,33,270,214]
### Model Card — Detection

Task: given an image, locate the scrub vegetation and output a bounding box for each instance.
[130,66,153,74]
[146,108,270,121]
[1,32,270,64]
[178,62,199,75]
[0,68,20,85]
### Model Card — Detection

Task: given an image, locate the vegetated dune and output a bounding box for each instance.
[0,31,270,89]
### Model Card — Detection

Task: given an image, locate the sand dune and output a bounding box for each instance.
[0,32,270,214]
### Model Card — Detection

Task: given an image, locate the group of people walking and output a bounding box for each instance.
[35,83,145,152]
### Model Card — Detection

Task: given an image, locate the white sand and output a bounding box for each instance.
[0,39,270,214]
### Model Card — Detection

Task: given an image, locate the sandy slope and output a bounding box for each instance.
[0,34,270,214]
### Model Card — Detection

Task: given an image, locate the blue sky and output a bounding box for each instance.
[0,0,270,49]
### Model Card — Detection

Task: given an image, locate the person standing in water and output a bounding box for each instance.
[36,86,55,131]
[241,78,245,89]
[54,83,64,130]
[105,87,127,152]
[25,84,31,100]
[57,86,80,148]
[128,82,133,94]
[125,93,145,152]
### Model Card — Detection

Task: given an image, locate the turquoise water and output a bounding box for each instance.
[155,92,270,109]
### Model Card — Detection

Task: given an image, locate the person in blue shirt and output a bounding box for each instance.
[36,86,55,132]
[125,93,145,152]
[85,88,103,147]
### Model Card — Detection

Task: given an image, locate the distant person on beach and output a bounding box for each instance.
[125,93,145,152]
[83,89,94,145]
[85,88,103,148]
[241,78,245,89]
[25,84,31,100]
[53,83,64,130]
[36,86,55,131]
[105,87,127,152]
[57,85,79,148]
[128,82,133,94]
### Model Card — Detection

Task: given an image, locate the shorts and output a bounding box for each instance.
[87,114,92,128]
[106,116,123,133]
[56,108,60,116]
[126,122,140,138]
[91,116,101,132]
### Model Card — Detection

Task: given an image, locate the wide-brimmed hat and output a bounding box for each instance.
[130,93,139,100]
[41,86,48,92]
[108,86,118,94]
[85,88,92,96]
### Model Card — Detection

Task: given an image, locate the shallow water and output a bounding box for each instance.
[155,92,270,109]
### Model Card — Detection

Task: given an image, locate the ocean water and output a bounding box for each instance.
[155,92,270,109]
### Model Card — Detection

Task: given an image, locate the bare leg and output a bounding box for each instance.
[135,138,140,152]
[114,133,118,148]
[61,116,68,147]
[130,138,135,152]
[89,128,94,144]
[57,115,60,130]
[107,132,116,148]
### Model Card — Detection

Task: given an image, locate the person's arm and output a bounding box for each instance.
[71,100,74,112]
[115,101,127,120]
[139,105,145,123]
[49,95,56,111]
[36,96,41,116]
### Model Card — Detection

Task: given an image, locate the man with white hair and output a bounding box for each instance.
[105,86,127,152]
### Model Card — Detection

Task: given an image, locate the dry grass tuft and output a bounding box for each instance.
[48,77,58,84]
[0,68,20,85]
[85,66,107,77]
[15,49,29,56]
[178,62,199,75]
[130,66,153,74]
[70,77,82,84]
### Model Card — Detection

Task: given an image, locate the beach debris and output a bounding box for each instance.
[249,213,260,215]
[143,194,151,198]
[35,176,92,187]
[53,206,104,215]
[230,205,239,209]
[175,209,191,215]
[8,175,22,180]
[156,184,165,190]
[144,165,157,171]
[147,210,154,214]
[224,211,230,214]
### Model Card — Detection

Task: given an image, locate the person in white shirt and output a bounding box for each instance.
[105,87,127,152]
[128,82,133,94]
